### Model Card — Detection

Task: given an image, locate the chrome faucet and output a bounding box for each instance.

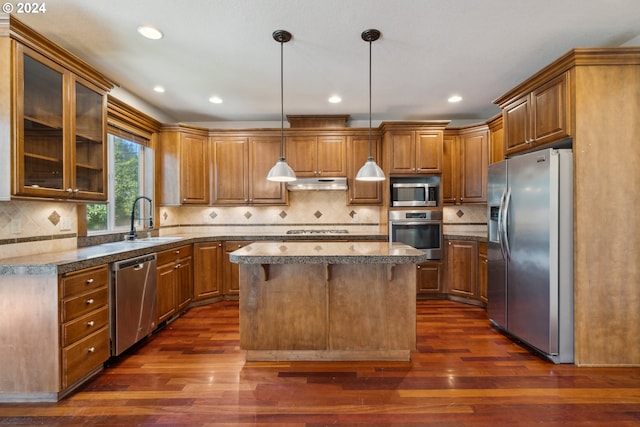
[128,196,153,240]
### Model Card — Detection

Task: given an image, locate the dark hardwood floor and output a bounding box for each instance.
[1,300,639,426]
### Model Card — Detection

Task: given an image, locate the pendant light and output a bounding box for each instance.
[355,29,385,182]
[267,30,297,182]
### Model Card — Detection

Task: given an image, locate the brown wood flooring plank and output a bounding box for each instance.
[0,300,639,426]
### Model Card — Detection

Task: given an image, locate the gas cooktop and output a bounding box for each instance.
[286,229,349,235]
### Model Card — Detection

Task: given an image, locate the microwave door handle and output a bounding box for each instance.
[502,188,512,262]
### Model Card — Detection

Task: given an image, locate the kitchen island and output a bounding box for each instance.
[229,241,428,361]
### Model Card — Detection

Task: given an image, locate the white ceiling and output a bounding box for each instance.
[13,0,640,127]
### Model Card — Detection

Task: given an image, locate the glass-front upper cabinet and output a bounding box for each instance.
[14,43,107,200]
[19,49,66,193]
[74,78,107,198]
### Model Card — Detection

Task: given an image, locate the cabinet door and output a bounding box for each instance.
[223,241,252,297]
[193,242,223,300]
[531,72,571,146]
[478,242,488,304]
[157,262,176,324]
[285,136,317,176]
[447,240,478,298]
[387,132,415,173]
[180,132,209,204]
[175,255,192,311]
[415,131,442,172]
[15,46,68,198]
[459,129,488,203]
[488,115,505,164]
[212,137,249,204]
[317,135,346,176]
[347,135,382,205]
[417,261,443,294]
[504,95,530,156]
[73,77,107,200]
[441,133,458,204]
[249,137,287,204]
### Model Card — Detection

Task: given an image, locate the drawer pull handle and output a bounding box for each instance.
[175,264,181,269]
[87,321,95,327]
[88,347,95,353]
[175,250,180,254]
[86,298,94,305]
[86,279,94,284]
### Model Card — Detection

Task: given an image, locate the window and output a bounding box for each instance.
[86,133,154,234]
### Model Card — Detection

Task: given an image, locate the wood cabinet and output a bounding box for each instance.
[59,265,110,391]
[502,72,571,156]
[285,134,346,177]
[223,241,252,297]
[478,242,488,304]
[487,114,505,164]
[157,245,193,324]
[211,135,287,205]
[446,239,478,301]
[385,129,444,174]
[193,241,223,301]
[13,43,109,201]
[347,134,383,205]
[157,125,210,205]
[416,261,444,295]
[442,126,488,204]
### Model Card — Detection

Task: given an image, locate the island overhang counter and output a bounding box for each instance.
[229,241,428,361]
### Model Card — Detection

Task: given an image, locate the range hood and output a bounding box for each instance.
[286,177,348,191]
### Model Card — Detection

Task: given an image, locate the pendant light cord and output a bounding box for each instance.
[280,39,285,159]
[368,38,373,158]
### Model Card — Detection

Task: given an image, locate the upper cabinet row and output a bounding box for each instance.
[1,17,114,202]
[157,127,384,206]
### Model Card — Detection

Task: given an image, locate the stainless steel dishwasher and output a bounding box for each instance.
[111,253,158,356]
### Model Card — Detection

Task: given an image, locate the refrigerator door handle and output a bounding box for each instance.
[502,188,512,261]
[497,190,507,260]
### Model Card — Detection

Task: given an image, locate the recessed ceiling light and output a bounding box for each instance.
[209,96,223,104]
[137,26,163,40]
[153,85,165,93]
[328,95,342,104]
[448,95,463,103]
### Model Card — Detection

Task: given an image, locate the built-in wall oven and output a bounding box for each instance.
[389,210,443,260]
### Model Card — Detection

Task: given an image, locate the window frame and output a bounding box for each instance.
[86,132,154,235]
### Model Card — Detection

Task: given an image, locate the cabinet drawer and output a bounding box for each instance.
[62,326,109,389]
[157,245,192,265]
[62,265,109,297]
[62,305,109,347]
[62,287,108,322]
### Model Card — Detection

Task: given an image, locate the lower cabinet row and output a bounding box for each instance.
[417,239,487,306]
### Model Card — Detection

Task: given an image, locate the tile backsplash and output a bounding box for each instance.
[0,200,77,259]
[442,204,487,233]
[160,191,383,235]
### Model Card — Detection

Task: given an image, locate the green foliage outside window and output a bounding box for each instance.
[86,136,141,232]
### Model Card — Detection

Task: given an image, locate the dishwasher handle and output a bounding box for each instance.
[113,253,157,271]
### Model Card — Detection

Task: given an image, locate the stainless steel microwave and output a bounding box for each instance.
[391,183,438,207]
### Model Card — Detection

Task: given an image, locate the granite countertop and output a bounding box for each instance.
[0,233,388,275]
[443,231,487,242]
[229,241,428,265]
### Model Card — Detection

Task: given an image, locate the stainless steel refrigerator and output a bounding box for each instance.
[487,148,574,363]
